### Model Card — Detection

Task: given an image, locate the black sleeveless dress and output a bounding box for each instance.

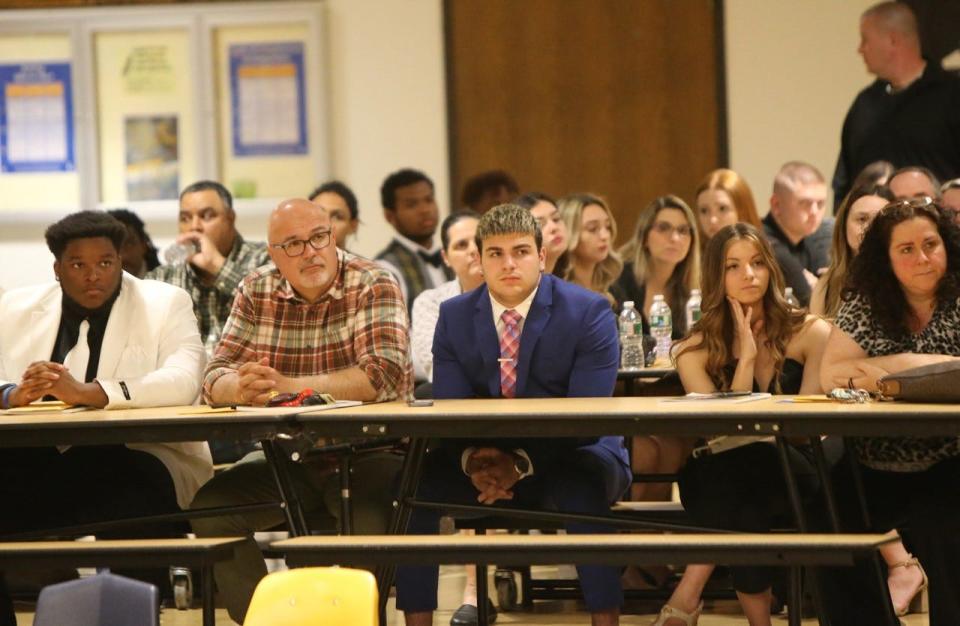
[677,357,817,594]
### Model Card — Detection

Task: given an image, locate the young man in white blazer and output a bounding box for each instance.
[0,211,212,626]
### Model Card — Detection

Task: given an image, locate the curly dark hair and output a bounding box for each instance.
[380,168,433,210]
[107,208,160,272]
[45,210,127,260]
[844,198,960,338]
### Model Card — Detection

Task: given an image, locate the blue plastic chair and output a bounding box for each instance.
[33,572,158,626]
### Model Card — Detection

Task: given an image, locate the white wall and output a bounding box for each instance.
[725,0,876,212]
[0,0,449,290]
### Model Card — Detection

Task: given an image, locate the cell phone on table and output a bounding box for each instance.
[712,390,752,398]
[407,399,433,407]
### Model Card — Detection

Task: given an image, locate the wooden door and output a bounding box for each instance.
[445,0,726,244]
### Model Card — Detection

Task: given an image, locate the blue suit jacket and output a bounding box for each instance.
[432,274,630,488]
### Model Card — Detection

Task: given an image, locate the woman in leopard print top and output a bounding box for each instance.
[819,198,960,626]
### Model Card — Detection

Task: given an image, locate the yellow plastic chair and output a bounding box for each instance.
[243,567,378,626]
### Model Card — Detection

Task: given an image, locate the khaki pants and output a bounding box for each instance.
[190,449,402,623]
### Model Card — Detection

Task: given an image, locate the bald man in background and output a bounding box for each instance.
[191,198,411,624]
[832,1,960,207]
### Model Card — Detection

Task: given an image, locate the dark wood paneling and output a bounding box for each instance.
[445,0,725,244]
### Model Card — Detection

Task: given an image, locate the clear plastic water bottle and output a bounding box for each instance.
[618,301,644,370]
[649,294,673,363]
[163,241,198,265]
[685,288,702,331]
[784,287,800,309]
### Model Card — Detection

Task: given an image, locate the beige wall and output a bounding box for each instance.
[725,0,876,211]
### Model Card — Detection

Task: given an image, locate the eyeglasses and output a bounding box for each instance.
[271,231,332,257]
[651,221,693,237]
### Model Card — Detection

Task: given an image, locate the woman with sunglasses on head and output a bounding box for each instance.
[652,223,831,626]
[818,197,960,626]
[805,182,926,616]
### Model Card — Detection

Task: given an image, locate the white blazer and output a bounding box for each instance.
[0,273,213,508]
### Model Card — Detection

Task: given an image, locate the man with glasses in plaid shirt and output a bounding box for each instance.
[190,197,412,624]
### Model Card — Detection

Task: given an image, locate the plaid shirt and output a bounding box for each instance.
[203,249,412,403]
[146,235,270,343]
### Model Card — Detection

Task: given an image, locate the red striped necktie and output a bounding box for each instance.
[499,309,522,398]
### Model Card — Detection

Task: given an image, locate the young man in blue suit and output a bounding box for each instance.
[396,204,631,626]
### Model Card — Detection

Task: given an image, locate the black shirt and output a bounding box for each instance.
[50,286,121,383]
[762,213,832,307]
[832,61,960,207]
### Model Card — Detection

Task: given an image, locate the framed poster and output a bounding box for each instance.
[0,62,74,172]
[229,41,307,157]
[124,114,179,201]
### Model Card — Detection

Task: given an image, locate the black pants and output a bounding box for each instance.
[817,451,960,626]
[678,441,819,594]
[0,445,180,626]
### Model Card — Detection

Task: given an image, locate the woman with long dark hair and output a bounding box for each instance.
[651,223,830,626]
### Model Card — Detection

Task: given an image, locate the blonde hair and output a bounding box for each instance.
[694,169,762,245]
[559,193,623,300]
[618,194,701,319]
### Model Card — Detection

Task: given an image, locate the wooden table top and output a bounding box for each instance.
[1,396,958,445]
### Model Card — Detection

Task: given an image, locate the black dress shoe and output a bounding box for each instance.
[450,599,498,625]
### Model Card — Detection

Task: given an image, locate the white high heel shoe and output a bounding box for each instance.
[650,601,703,625]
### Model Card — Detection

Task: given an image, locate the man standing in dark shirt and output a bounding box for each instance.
[832,1,960,207]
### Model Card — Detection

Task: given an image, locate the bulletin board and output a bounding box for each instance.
[214,22,319,200]
[0,2,327,220]
[0,33,79,214]
[0,62,74,173]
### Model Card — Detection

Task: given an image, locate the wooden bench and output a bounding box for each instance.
[275,532,897,624]
[0,537,244,626]
[274,531,898,567]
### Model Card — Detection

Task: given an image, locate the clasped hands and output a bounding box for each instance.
[465,447,522,505]
[11,361,96,407]
[235,357,292,406]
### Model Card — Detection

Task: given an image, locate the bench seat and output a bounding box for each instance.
[275,531,898,568]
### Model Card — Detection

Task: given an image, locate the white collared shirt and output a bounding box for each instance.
[489,278,540,336]
[460,277,542,480]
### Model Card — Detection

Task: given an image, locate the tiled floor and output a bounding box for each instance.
[14,564,929,625]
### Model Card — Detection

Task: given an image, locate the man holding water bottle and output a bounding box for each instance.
[147,180,271,463]
[147,181,270,348]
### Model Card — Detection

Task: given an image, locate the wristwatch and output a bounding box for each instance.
[511,451,530,479]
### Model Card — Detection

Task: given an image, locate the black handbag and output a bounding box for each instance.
[877,360,960,402]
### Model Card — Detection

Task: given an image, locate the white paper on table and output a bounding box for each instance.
[659,392,772,404]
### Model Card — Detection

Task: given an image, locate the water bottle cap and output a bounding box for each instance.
[690,289,701,296]
[785,287,793,294]
[653,294,664,301]
[623,301,634,308]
